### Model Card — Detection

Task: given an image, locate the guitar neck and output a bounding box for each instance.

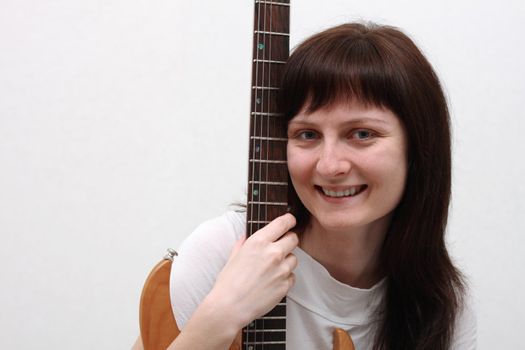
[246,1,291,237]
[244,1,290,349]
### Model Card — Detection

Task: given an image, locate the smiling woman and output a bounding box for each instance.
[161,22,476,350]
[287,101,408,239]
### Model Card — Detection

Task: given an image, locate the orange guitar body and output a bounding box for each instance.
[139,259,179,350]
[138,255,355,350]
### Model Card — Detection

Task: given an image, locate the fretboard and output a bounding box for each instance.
[244,0,290,349]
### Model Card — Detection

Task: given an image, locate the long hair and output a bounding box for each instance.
[278,23,465,350]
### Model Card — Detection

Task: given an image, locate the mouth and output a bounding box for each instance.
[315,185,368,198]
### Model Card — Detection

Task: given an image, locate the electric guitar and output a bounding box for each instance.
[138,2,356,349]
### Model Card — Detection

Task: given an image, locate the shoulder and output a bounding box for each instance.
[450,291,477,350]
[177,211,245,260]
[169,211,246,329]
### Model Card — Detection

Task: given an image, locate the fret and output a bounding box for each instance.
[244,341,286,345]
[254,30,290,37]
[247,193,287,208]
[249,180,288,185]
[244,329,286,333]
[253,59,287,64]
[249,159,287,164]
[248,220,271,224]
[251,112,283,117]
[252,86,279,90]
[248,201,288,206]
[255,0,290,6]
[250,136,287,141]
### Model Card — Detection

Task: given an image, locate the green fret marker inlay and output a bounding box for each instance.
[258,43,265,50]
[253,189,259,197]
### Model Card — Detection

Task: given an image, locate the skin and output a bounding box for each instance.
[164,214,299,350]
[286,100,408,288]
[135,100,408,350]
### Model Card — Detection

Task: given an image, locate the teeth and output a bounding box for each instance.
[322,186,362,198]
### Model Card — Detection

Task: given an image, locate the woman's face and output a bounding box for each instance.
[286,100,408,233]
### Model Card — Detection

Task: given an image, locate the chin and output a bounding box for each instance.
[311,208,393,234]
[312,213,364,232]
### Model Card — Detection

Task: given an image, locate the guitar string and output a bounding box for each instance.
[259,1,268,347]
[247,0,262,348]
[263,2,272,347]
[252,0,261,242]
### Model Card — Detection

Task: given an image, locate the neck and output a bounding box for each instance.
[299,215,391,289]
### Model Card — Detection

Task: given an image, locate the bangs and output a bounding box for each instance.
[279,24,406,119]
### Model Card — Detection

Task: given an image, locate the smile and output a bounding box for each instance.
[318,185,368,198]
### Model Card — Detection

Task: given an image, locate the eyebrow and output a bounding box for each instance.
[288,117,389,126]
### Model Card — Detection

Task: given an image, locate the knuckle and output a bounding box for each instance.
[289,232,299,245]
[289,273,296,288]
[280,256,296,275]
[289,254,298,269]
[267,247,284,263]
[249,234,265,247]
[278,263,290,276]
[282,232,299,250]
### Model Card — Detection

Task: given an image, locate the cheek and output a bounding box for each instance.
[287,157,307,183]
[287,148,313,187]
[362,148,407,189]
[380,161,407,205]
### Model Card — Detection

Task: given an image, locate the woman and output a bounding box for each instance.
[165,23,476,349]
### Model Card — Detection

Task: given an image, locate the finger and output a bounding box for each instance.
[283,252,298,272]
[256,213,296,242]
[273,231,299,254]
[288,272,296,289]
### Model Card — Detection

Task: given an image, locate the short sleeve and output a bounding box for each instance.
[169,211,245,329]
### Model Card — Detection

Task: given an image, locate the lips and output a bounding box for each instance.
[316,185,368,198]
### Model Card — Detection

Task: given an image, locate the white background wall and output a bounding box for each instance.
[1,0,523,348]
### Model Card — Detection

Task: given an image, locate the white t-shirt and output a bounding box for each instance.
[170,211,476,349]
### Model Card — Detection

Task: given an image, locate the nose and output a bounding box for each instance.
[315,141,352,178]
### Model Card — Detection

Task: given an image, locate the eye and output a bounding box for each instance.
[298,130,318,140]
[351,129,374,140]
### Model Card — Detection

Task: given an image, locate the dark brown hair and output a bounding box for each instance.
[279,23,465,350]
